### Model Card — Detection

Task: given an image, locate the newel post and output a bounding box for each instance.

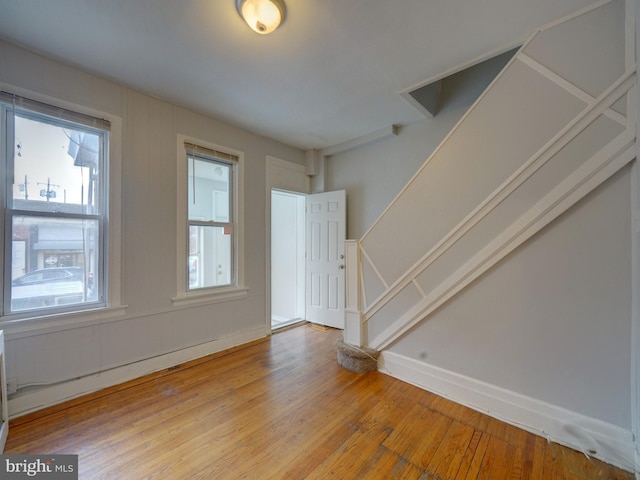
[338,240,379,372]
[344,239,364,347]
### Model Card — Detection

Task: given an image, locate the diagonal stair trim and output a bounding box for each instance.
[517,53,627,126]
[362,71,635,322]
[370,129,636,350]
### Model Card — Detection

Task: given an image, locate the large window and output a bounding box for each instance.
[1,93,109,315]
[186,143,237,291]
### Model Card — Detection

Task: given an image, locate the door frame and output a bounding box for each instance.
[265,156,310,335]
[271,189,306,328]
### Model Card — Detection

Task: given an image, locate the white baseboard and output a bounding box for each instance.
[379,350,638,474]
[8,326,266,419]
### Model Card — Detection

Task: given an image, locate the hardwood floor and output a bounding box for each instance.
[5,323,633,479]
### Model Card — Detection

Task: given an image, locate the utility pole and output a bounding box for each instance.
[19,174,29,200]
[38,178,60,202]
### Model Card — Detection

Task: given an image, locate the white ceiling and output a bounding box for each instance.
[0,0,596,150]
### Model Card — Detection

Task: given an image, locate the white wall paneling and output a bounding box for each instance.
[361,58,588,286]
[357,0,634,348]
[0,331,8,452]
[0,40,305,417]
[341,0,638,472]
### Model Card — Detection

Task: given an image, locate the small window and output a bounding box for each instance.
[1,93,109,315]
[185,144,237,291]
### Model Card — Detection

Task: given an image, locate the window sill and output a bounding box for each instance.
[0,305,128,340]
[171,287,249,308]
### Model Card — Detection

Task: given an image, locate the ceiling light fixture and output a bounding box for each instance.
[236,0,286,35]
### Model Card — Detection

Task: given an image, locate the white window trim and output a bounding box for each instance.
[0,86,125,335]
[173,134,246,306]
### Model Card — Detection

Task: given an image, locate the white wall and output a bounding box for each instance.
[326,110,467,240]
[391,164,632,427]
[0,40,305,416]
[326,61,501,239]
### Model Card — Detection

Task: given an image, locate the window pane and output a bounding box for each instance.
[13,114,102,215]
[10,215,100,312]
[187,157,230,222]
[188,225,231,289]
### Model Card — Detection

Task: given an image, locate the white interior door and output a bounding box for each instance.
[306,190,346,329]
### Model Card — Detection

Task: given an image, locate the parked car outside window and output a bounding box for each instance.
[11,267,94,311]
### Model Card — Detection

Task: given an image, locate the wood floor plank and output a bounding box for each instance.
[406,409,454,469]
[300,376,420,479]
[462,432,491,480]
[427,420,476,479]
[279,377,419,480]
[4,324,635,480]
[303,423,394,479]
[210,374,384,479]
[476,436,518,480]
[454,430,485,480]
[352,446,425,480]
[520,434,546,480]
[381,402,454,468]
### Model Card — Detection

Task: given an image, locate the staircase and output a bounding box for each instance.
[344,0,637,472]
[347,0,633,348]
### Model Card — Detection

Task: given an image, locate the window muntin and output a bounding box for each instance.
[2,96,108,315]
[186,150,235,291]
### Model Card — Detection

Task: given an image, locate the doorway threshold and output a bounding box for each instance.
[272,318,307,331]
